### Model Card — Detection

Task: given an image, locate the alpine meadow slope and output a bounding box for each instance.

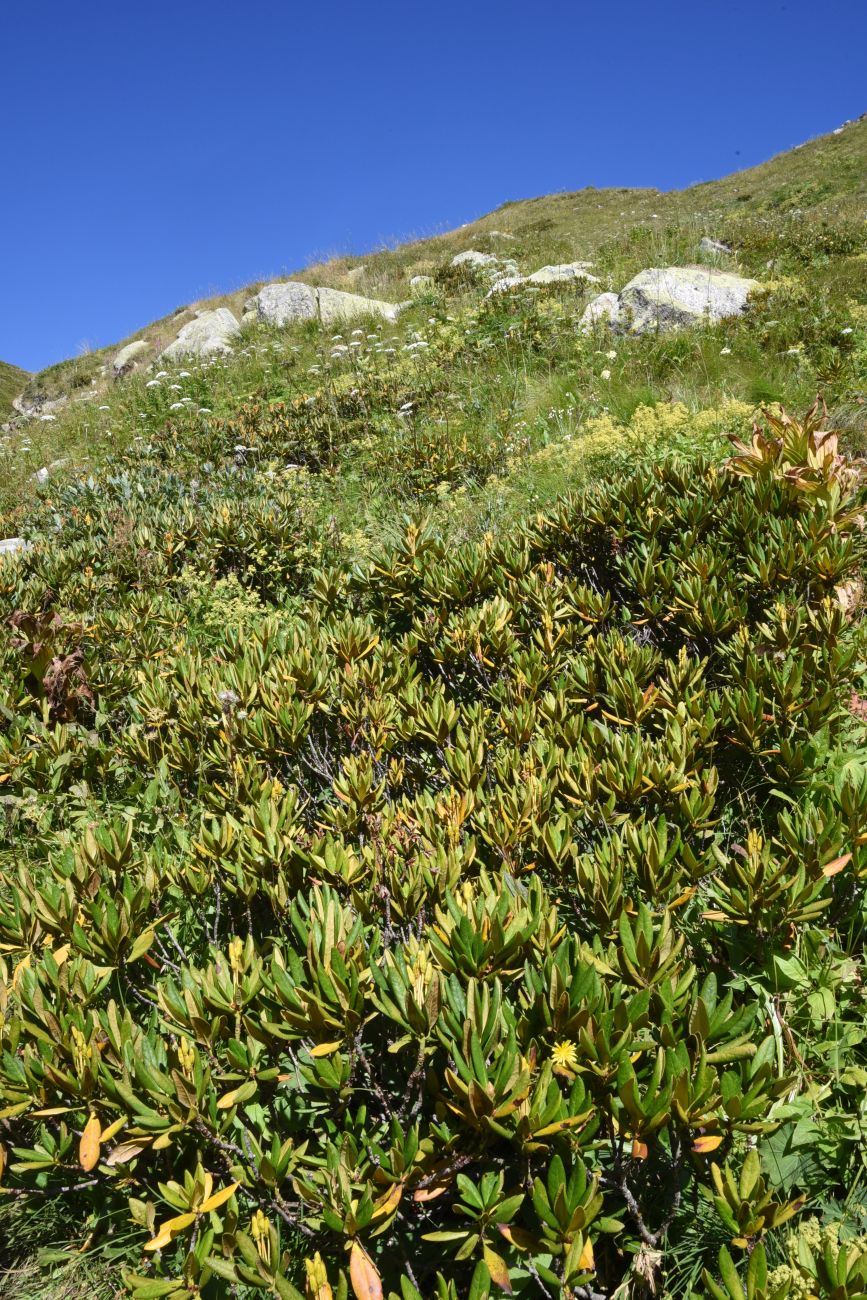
[1,117,867,1300]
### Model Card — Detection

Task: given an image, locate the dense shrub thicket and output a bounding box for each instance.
[1,407,866,1298]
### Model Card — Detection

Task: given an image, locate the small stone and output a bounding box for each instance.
[0,537,29,559]
[451,250,499,268]
[699,237,731,256]
[525,262,595,284]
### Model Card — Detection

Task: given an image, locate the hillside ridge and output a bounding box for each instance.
[10,113,865,414]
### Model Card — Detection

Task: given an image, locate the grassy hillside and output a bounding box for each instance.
[0,359,28,419]
[1,120,867,1300]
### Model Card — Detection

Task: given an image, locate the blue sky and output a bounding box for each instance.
[2,0,864,373]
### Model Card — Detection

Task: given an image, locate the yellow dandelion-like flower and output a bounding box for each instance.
[551,1039,579,1074]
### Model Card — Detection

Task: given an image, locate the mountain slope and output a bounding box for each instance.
[17,114,867,411]
[3,124,867,1300]
[1,117,867,1300]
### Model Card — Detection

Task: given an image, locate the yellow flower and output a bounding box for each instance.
[551,1039,579,1075]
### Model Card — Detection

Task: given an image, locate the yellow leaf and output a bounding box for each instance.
[578,1237,595,1271]
[199,1181,239,1214]
[497,1223,539,1252]
[79,1114,102,1172]
[100,1116,127,1144]
[144,1211,196,1251]
[483,1245,513,1293]
[216,1087,244,1110]
[310,1040,343,1058]
[370,1180,403,1222]
[692,1134,724,1154]
[348,1241,383,1300]
[533,1113,592,1138]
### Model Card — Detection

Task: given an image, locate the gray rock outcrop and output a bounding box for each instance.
[160,308,241,361]
[245,282,400,326]
[317,286,401,324]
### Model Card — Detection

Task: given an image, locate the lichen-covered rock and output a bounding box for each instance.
[246,282,399,326]
[112,339,150,375]
[160,308,240,361]
[617,266,758,334]
[579,292,621,331]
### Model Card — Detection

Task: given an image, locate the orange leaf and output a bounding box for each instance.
[692,1134,724,1154]
[79,1114,102,1172]
[348,1242,383,1300]
[413,1177,452,1202]
[822,853,852,877]
[631,1138,649,1160]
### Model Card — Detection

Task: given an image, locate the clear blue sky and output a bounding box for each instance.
[2,0,864,373]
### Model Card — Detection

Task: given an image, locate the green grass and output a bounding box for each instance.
[0,359,28,419]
